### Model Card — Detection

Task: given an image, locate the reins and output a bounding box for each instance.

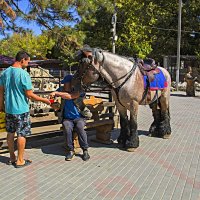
[112,63,136,89]
[74,62,94,91]
[112,63,136,107]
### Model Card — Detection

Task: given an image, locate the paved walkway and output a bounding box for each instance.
[0,91,200,200]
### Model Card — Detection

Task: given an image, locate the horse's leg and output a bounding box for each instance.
[159,108,171,139]
[126,101,139,152]
[111,90,130,148]
[158,91,171,139]
[148,100,161,137]
[117,107,130,148]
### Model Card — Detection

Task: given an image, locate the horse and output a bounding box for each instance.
[72,47,171,151]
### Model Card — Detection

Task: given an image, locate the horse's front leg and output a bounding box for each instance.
[126,102,139,152]
[118,112,130,148]
[116,105,129,148]
[111,90,130,148]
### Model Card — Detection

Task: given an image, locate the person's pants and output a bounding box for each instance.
[62,118,89,151]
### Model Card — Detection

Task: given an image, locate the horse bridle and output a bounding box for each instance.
[74,56,99,90]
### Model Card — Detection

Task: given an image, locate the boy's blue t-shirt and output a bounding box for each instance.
[63,99,82,120]
[0,67,32,114]
[61,75,82,120]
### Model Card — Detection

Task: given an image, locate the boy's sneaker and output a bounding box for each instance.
[82,150,90,161]
[65,151,75,161]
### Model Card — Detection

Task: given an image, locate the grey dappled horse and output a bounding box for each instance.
[72,48,171,151]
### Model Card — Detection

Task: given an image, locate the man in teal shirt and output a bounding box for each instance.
[0,51,51,168]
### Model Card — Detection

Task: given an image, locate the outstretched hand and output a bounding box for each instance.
[43,98,51,105]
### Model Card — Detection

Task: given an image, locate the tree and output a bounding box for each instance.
[0,32,55,58]
[0,0,16,29]
[1,0,200,63]
[147,0,200,61]
[46,26,85,66]
[79,0,157,58]
[78,5,113,51]
[0,0,112,34]
[0,0,114,65]
[79,0,200,62]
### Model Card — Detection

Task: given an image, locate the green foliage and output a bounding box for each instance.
[79,0,155,58]
[46,26,86,66]
[79,0,200,62]
[0,0,114,66]
[77,5,113,50]
[0,32,55,58]
[115,0,154,57]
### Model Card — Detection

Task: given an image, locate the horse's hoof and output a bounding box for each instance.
[116,143,125,149]
[163,134,171,139]
[126,147,137,152]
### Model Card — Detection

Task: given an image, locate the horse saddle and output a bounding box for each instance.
[138,58,160,82]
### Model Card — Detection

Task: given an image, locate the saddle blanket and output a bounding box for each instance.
[143,69,168,91]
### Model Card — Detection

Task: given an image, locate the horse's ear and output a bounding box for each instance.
[95,51,103,62]
[75,50,83,61]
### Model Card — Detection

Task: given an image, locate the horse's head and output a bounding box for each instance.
[72,46,104,90]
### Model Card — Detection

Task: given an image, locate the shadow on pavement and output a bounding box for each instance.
[40,129,151,156]
[0,155,10,164]
[41,143,66,157]
[138,130,149,136]
[88,129,150,149]
[170,93,186,97]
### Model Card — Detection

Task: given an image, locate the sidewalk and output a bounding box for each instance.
[0,91,200,200]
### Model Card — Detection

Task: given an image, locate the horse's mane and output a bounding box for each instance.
[77,45,136,65]
[102,50,136,64]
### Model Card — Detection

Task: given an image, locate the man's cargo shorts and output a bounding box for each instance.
[6,112,31,137]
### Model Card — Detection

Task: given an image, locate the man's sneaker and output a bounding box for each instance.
[65,151,75,161]
[82,150,90,161]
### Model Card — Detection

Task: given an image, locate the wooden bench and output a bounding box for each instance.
[72,96,115,148]
[30,96,115,148]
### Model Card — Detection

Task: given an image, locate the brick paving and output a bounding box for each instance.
[0,91,200,200]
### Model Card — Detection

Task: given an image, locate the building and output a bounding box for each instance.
[163,55,200,82]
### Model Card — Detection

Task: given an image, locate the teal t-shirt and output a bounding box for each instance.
[0,67,32,114]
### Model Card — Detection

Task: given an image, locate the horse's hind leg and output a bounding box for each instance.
[159,93,171,139]
[160,108,171,139]
[149,101,161,137]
